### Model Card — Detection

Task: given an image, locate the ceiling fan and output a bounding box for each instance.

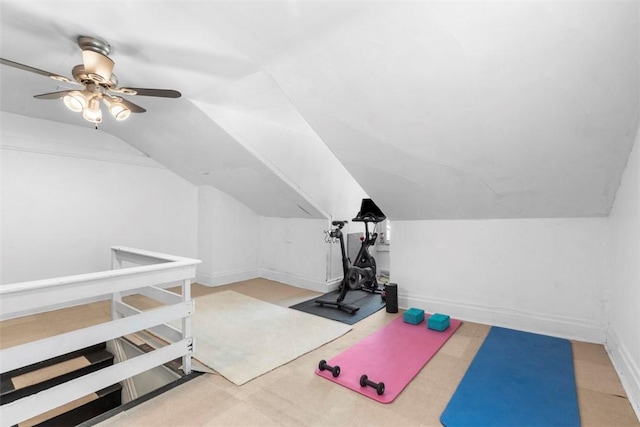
[0,36,181,126]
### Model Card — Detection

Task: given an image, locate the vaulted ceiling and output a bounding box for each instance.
[1,1,638,220]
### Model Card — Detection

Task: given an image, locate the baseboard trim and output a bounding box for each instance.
[196,269,260,287]
[400,293,606,343]
[606,328,640,420]
[259,269,339,293]
[195,268,340,293]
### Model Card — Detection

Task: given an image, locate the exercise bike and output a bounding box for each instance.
[315,198,386,314]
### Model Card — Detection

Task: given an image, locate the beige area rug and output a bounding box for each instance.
[180,290,352,385]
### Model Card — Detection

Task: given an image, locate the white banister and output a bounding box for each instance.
[0,300,193,373]
[114,300,184,343]
[0,265,197,320]
[0,247,201,426]
[137,285,184,306]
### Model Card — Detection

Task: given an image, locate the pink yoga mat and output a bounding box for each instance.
[316,315,462,403]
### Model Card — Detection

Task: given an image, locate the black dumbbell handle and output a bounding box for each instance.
[360,374,385,395]
[318,359,341,377]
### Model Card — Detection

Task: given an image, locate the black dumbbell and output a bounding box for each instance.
[318,359,341,377]
[360,374,385,395]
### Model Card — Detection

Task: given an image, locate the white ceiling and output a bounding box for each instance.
[1,1,638,220]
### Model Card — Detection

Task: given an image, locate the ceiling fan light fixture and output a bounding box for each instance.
[81,50,114,83]
[63,91,88,112]
[103,96,131,121]
[82,97,102,123]
[110,104,131,121]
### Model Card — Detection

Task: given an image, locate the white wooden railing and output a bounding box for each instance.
[0,246,201,426]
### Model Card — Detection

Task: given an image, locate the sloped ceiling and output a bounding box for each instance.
[1,1,638,220]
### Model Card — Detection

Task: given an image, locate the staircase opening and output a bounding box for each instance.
[0,247,202,426]
[1,335,201,426]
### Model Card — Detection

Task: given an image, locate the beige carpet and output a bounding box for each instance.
[182,290,352,385]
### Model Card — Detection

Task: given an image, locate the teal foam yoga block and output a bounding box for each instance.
[428,313,450,331]
[403,308,425,325]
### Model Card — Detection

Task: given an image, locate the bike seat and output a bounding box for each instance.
[332,220,347,228]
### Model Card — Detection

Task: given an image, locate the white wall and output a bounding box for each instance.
[374,244,390,275]
[259,217,336,292]
[607,129,640,417]
[0,113,198,284]
[197,202,349,293]
[196,185,260,285]
[392,218,608,343]
[197,207,348,293]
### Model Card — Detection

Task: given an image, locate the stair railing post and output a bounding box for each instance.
[110,248,123,321]
[182,278,192,374]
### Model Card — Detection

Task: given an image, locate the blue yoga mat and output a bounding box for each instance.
[441,327,580,427]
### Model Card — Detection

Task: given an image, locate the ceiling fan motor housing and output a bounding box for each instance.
[75,36,115,85]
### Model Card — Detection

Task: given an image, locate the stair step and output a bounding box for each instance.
[19,383,122,427]
[1,348,114,404]
[123,333,185,375]
[2,343,106,380]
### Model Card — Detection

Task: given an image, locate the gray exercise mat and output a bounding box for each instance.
[289,289,386,325]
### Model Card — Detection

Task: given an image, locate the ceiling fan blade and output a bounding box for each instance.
[1,57,75,84]
[33,90,75,100]
[115,87,181,98]
[107,95,146,113]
